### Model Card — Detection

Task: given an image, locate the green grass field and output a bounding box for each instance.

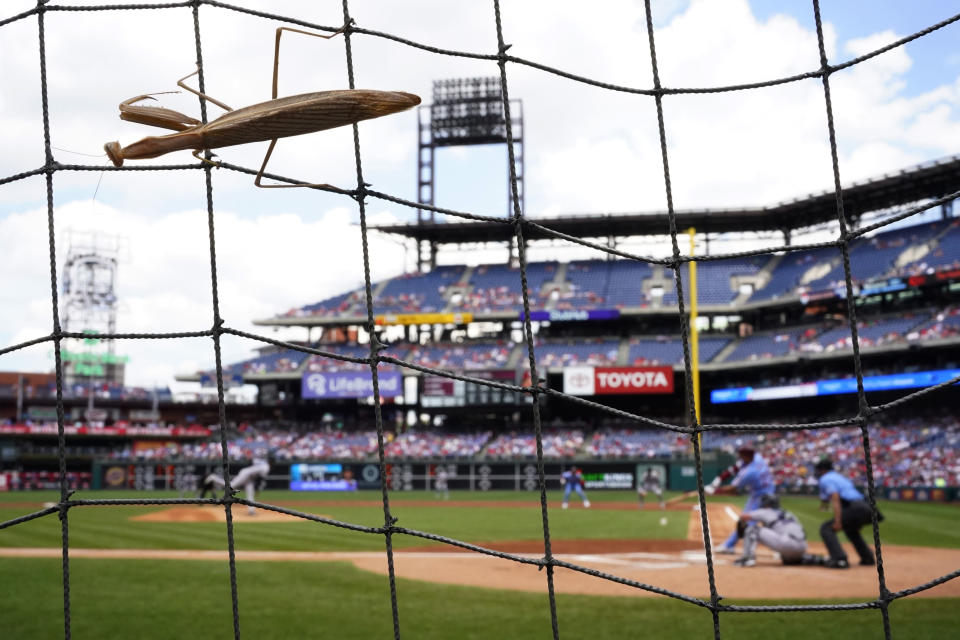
[1,490,957,638]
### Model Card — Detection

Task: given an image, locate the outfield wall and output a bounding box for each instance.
[88,456,735,492]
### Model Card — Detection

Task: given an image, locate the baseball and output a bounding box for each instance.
[659,516,668,526]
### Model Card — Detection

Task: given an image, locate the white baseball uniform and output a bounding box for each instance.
[205,458,270,515]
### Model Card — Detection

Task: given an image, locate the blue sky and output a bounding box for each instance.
[763,1,958,95]
[418,0,960,225]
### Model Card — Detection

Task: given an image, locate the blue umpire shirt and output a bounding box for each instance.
[818,470,865,502]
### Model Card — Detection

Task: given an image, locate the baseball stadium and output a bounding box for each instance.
[1,1,960,638]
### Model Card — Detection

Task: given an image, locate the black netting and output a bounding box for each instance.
[1,1,959,638]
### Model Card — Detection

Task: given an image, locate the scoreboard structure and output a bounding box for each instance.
[421,370,519,408]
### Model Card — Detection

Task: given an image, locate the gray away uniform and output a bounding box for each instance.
[741,507,807,564]
[637,470,665,508]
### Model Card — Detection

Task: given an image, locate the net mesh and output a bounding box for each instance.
[1,1,959,638]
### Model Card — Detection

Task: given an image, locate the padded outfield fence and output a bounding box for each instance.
[2,1,960,638]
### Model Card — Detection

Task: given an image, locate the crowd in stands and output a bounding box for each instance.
[205,306,960,382]
[555,261,654,310]
[462,286,527,313]
[282,290,360,318]
[80,414,959,488]
[6,412,958,488]
[376,293,427,313]
[908,307,960,342]
[536,339,619,368]
[588,428,689,458]
[586,417,960,488]
[406,342,514,371]
[0,471,92,491]
[304,347,372,372]
[0,382,172,402]
[723,312,938,363]
[275,431,380,460]
[384,431,491,458]
[484,430,585,459]
[700,416,960,489]
[266,217,960,324]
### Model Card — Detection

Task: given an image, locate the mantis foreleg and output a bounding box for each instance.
[177,67,233,112]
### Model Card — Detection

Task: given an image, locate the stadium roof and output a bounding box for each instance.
[373,155,960,243]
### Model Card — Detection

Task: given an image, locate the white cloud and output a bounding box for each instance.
[1,0,959,385]
[0,200,403,385]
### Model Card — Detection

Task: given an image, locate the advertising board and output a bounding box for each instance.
[563,366,674,396]
[422,370,517,407]
[521,309,620,322]
[302,370,403,399]
[289,463,357,491]
[711,368,960,404]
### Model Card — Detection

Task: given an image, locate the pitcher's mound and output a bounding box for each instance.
[132,506,312,523]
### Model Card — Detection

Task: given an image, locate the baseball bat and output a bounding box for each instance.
[664,490,699,506]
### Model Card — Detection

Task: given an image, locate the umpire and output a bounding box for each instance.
[814,458,882,569]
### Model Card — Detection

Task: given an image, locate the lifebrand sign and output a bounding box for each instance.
[301,370,403,399]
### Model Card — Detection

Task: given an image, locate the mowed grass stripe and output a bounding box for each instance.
[0,492,692,551]
[1,557,956,639]
[2,492,958,552]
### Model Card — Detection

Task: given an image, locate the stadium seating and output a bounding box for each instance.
[385,431,492,458]
[239,349,311,375]
[374,265,464,314]
[587,429,689,458]
[749,247,839,302]
[813,314,929,352]
[304,344,377,372]
[559,260,653,309]
[405,341,514,370]
[535,339,620,368]
[663,257,768,305]
[88,415,960,488]
[275,431,380,460]
[213,306,959,378]
[804,222,946,290]
[461,261,558,313]
[909,307,960,341]
[723,327,822,362]
[899,220,960,274]
[723,314,929,363]
[627,337,730,365]
[277,219,960,319]
[699,415,960,489]
[290,289,361,318]
[605,260,655,308]
[483,430,585,458]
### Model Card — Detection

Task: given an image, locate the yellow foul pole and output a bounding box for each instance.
[687,228,701,425]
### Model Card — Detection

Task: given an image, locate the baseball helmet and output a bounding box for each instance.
[759,494,780,510]
[815,458,833,473]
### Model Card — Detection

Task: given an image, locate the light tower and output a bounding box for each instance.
[417,77,525,271]
[60,231,128,397]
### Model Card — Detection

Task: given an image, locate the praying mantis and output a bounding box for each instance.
[103,26,421,189]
